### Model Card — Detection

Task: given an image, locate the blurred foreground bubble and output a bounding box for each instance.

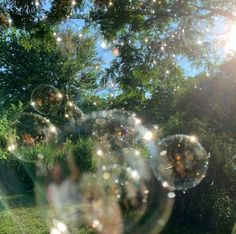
[7,112,58,163]
[35,110,174,234]
[151,134,208,191]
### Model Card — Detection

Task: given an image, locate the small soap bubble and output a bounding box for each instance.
[64,101,83,120]
[31,85,63,115]
[8,113,58,163]
[151,134,208,191]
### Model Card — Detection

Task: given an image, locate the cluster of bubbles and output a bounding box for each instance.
[7,85,209,234]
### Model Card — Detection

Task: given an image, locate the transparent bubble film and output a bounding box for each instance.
[1,0,236,231]
[34,110,174,234]
[151,134,209,191]
[31,85,64,115]
[7,112,58,163]
[6,86,211,233]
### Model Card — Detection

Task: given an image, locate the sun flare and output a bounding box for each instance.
[225,23,236,51]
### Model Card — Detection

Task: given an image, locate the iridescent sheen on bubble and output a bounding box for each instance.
[151,134,208,191]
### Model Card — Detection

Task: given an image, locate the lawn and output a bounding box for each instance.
[0,192,93,234]
[0,192,219,234]
[0,192,48,234]
[0,207,48,234]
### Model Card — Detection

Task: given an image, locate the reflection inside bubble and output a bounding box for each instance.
[151,134,208,191]
[8,112,58,163]
[31,84,63,115]
[33,110,174,234]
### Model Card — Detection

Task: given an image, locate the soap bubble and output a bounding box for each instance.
[31,85,63,115]
[36,110,174,234]
[7,112,58,163]
[64,101,83,121]
[151,134,208,191]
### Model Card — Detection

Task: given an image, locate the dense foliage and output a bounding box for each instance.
[0,0,236,233]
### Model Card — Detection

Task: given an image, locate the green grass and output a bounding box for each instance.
[0,193,212,234]
[0,206,48,234]
[0,192,48,234]
[0,193,92,234]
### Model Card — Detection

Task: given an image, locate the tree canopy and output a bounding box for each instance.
[0,0,236,233]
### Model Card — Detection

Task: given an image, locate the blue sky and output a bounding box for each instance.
[45,1,230,78]
[49,18,207,77]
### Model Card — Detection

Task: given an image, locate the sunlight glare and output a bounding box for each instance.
[225,23,236,51]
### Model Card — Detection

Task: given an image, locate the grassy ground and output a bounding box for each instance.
[0,192,92,234]
[0,192,48,234]
[0,207,48,234]
[0,192,212,234]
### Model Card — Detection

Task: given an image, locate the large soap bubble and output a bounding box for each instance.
[31,85,64,115]
[151,134,208,191]
[36,110,175,234]
[7,112,58,163]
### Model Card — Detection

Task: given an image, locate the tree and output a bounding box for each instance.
[89,0,236,102]
[0,0,83,29]
[91,0,236,62]
[1,1,236,233]
[157,59,236,233]
[0,28,100,107]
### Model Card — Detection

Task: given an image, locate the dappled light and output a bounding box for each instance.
[0,0,236,233]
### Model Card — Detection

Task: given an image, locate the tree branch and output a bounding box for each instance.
[195,6,236,21]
